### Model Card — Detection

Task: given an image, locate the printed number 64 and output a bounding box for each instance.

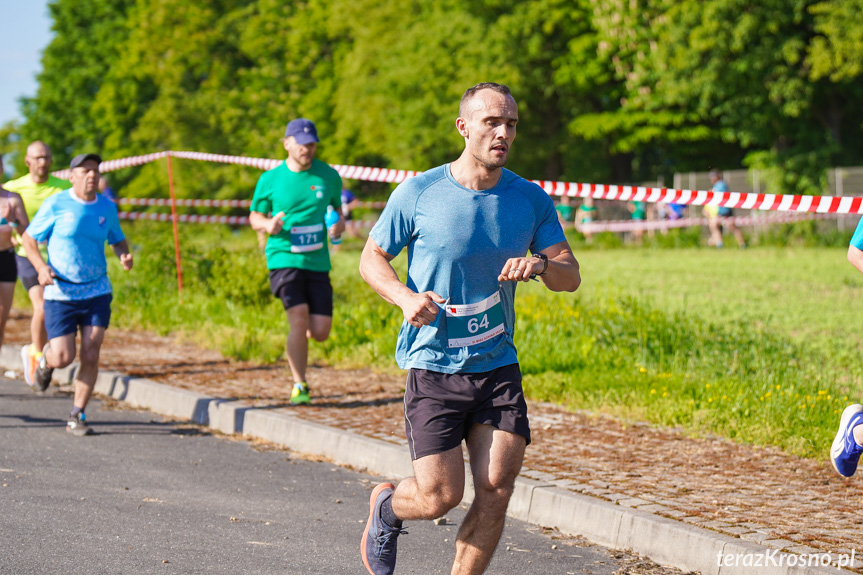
[467,314,490,334]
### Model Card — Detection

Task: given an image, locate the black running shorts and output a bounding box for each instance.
[268,267,333,316]
[0,249,17,283]
[403,363,531,461]
[15,254,38,290]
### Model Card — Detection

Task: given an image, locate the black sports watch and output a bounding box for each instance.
[530,252,548,279]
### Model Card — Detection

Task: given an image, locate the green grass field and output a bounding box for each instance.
[31,222,860,459]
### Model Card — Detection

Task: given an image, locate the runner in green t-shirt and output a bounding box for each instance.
[555,194,574,229]
[2,141,69,388]
[249,119,344,405]
[575,196,597,244]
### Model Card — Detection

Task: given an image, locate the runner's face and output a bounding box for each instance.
[284,137,317,168]
[25,147,52,178]
[459,90,518,170]
[70,161,100,196]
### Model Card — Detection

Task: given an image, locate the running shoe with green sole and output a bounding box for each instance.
[290,382,311,405]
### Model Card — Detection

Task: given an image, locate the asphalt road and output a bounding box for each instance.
[0,377,633,575]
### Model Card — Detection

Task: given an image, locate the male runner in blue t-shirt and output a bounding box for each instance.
[832,218,863,476]
[21,153,133,436]
[358,83,581,575]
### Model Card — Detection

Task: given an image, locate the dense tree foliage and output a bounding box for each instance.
[10,0,863,196]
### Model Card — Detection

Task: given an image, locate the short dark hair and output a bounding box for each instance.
[459,82,512,117]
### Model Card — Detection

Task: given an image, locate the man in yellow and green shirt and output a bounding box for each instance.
[3,141,69,387]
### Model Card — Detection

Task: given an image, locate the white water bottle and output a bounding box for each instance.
[325,205,341,245]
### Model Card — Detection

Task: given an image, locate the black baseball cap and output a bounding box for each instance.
[70,153,102,170]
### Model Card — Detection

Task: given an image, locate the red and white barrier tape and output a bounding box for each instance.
[168,151,423,184]
[121,198,251,208]
[54,150,863,214]
[118,212,249,225]
[576,212,843,234]
[52,151,171,180]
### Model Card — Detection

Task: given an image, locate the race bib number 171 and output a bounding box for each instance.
[290,223,324,253]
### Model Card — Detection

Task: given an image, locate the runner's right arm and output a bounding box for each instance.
[359,237,444,328]
[20,231,54,286]
[249,211,286,235]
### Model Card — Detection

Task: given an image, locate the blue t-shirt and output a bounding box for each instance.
[712,180,732,216]
[667,203,685,219]
[26,189,125,301]
[370,164,566,374]
[851,217,863,250]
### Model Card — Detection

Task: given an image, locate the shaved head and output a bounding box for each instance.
[26,141,50,158]
[458,82,513,119]
[24,140,53,182]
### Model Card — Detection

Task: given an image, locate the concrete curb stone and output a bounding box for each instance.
[0,345,848,575]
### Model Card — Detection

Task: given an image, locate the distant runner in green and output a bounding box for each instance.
[249,119,344,405]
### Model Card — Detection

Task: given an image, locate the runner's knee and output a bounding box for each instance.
[307,315,331,342]
[286,307,310,333]
[78,345,100,366]
[308,325,330,341]
[472,481,515,516]
[472,464,519,508]
[418,484,463,517]
[51,348,76,368]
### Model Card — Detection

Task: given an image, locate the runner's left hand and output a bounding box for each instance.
[120,253,133,271]
[498,256,543,282]
[37,266,55,287]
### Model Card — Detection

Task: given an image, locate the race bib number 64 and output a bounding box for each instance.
[445,291,505,348]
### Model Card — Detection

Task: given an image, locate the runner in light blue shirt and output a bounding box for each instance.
[21,153,132,437]
[26,187,125,301]
[369,163,564,373]
[358,83,581,575]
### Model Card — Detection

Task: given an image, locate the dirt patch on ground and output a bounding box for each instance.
[5,309,862,571]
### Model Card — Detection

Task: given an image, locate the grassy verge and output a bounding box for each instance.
[59,221,863,458]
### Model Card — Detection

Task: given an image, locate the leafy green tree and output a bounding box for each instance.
[808,0,863,82]
[585,0,863,193]
[489,0,622,182]
[18,0,863,198]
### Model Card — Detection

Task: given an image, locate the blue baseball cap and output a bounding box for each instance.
[284,118,320,145]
